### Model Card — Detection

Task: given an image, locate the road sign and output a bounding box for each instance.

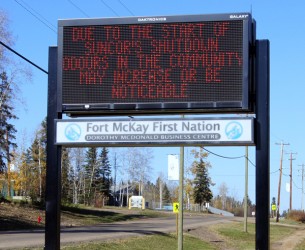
[173,203,179,213]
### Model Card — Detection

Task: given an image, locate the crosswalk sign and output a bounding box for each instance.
[173,203,179,213]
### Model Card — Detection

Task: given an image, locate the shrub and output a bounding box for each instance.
[287,210,305,222]
[233,207,244,217]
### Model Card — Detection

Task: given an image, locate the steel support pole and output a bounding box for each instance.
[255,40,270,250]
[178,145,184,250]
[244,146,248,232]
[45,47,62,250]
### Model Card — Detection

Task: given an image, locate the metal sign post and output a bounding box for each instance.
[255,40,270,250]
[178,146,184,250]
[45,47,62,250]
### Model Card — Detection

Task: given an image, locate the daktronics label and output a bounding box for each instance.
[58,14,253,114]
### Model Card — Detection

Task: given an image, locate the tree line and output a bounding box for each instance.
[2,116,215,209]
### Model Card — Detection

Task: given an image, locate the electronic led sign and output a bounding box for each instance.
[58,13,254,115]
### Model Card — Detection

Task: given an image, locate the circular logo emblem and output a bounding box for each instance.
[65,124,81,141]
[225,121,243,140]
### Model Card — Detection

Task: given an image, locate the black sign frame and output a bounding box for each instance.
[57,13,255,116]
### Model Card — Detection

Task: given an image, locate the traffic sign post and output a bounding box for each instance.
[173,202,179,237]
[45,47,62,250]
[173,203,179,213]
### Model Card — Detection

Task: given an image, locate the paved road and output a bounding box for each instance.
[0,214,239,249]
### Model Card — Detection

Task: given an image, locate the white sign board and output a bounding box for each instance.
[168,154,179,181]
[129,196,144,209]
[56,117,254,146]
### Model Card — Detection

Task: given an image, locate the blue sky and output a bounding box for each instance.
[2,0,305,213]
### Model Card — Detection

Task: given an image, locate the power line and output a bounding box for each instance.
[202,147,244,160]
[270,169,279,174]
[0,41,48,74]
[13,0,57,34]
[117,0,135,16]
[245,155,256,167]
[99,0,120,16]
[282,173,302,189]
[67,0,90,17]
[202,147,256,168]
[292,179,301,190]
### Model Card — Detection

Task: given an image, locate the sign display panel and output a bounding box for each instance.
[168,154,179,181]
[55,117,254,146]
[58,13,253,115]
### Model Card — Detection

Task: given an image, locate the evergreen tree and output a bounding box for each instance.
[26,144,38,200]
[163,183,171,203]
[37,120,47,201]
[40,118,47,157]
[192,149,213,207]
[28,137,41,200]
[98,147,111,197]
[0,11,31,186]
[0,72,17,173]
[61,147,72,203]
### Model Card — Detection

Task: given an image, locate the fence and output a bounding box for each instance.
[150,202,208,212]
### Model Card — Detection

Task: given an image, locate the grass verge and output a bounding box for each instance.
[61,233,216,250]
[210,221,297,250]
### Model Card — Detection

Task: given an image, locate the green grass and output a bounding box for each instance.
[211,222,297,250]
[61,234,216,250]
[212,222,255,250]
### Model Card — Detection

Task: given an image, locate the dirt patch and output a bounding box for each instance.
[0,202,45,230]
[188,220,305,250]
[271,227,305,250]
[187,224,235,250]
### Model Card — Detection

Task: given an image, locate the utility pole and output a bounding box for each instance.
[299,164,305,211]
[275,142,289,222]
[286,152,296,211]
